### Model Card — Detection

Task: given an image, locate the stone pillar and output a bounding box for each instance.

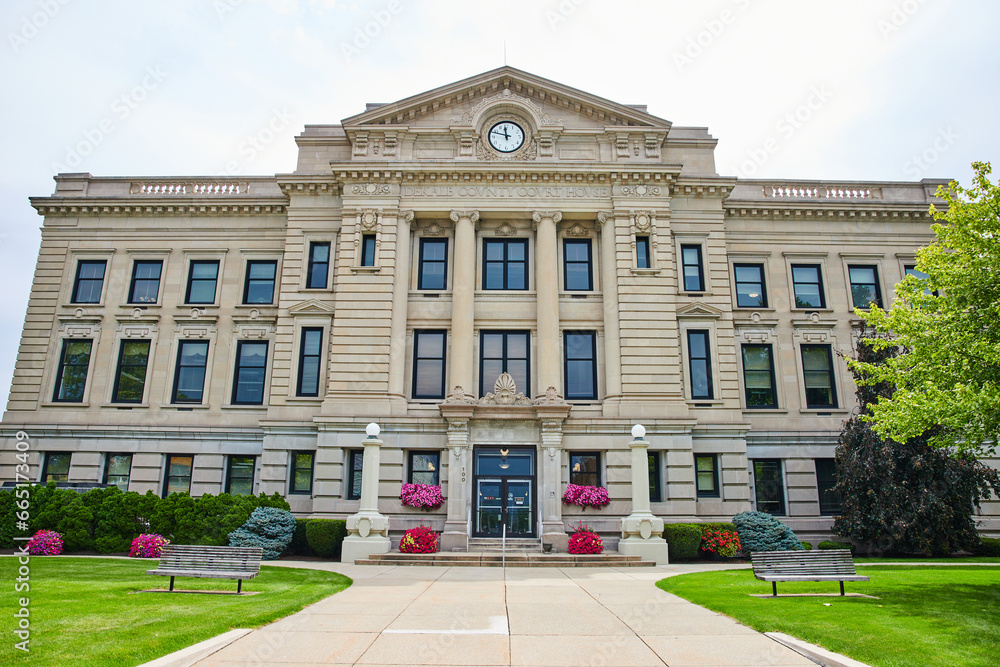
[341,424,391,563]
[449,210,479,399]
[597,211,622,404]
[538,409,571,552]
[387,210,414,410]
[532,210,562,398]
[618,425,669,565]
[439,409,474,551]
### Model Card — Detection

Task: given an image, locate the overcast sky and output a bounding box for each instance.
[1,0,998,410]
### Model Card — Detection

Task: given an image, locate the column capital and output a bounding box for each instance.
[531,210,563,225]
[449,209,480,224]
[401,209,415,228]
[595,210,613,231]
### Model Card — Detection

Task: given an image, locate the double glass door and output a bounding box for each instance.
[473,447,535,537]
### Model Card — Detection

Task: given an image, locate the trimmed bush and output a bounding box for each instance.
[801,541,812,550]
[976,537,1000,557]
[306,519,348,558]
[27,530,63,555]
[732,511,802,553]
[289,518,316,556]
[819,540,853,551]
[399,526,440,554]
[228,507,296,560]
[663,524,702,561]
[699,522,738,535]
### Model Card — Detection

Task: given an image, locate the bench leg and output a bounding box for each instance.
[772,582,777,597]
[237,579,242,594]
[840,581,845,596]
[169,576,175,592]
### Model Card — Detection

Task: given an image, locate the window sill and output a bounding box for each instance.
[791,308,834,313]
[285,396,323,404]
[686,399,723,407]
[234,304,277,310]
[735,306,774,312]
[742,408,788,414]
[101,403,149,409]
[41,402,90,408]
[630,268,661,276]
[162,403,210,410]
[222,404,268,410]
[351,266,381,274]
[799,408,848,415]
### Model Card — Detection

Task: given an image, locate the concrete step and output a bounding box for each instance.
[357,552,655,567]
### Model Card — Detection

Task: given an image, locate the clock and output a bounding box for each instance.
[487,121,525,153]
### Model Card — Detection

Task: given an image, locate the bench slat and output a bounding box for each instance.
[750,549,868,595]
[147,545,263,589]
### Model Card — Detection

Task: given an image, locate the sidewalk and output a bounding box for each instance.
[188,561,815,666]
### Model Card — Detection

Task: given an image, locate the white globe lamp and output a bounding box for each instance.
[631,424,646,440]
[366,422,380,438]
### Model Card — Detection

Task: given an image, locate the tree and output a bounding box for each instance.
[852,161,1000,455]
[834,328,1000,556]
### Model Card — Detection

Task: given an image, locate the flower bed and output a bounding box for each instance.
[129,533,170,558]
[400,483,444,510]
[399,525,439,554]
[562,484,610,509]
[27,530,63,556]
[568,524,603,554]
[700,529,741,558]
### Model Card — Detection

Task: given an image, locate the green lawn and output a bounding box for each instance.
[2,557,351,667]
[658,566,1000,667]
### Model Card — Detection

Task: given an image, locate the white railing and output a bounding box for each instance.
[130,181,249,195]
[763,184,880,200]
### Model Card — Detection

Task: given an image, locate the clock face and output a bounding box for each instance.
[487,121,525,153]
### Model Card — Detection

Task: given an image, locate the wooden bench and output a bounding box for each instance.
[751,549,869,596]
[147,544,262,593]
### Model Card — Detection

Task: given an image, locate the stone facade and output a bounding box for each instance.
[2,67,996,547]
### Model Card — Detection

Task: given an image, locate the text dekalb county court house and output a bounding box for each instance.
[2,67,997,558]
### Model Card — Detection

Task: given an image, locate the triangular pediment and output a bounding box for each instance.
[288,299,336,316]
[676,302,724,319]
[342,66,671,131]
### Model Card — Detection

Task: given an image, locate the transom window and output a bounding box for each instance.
[479,331,529,397]
[408,451,440,485]
[563,239,593,291]
[801,345,837,409]
[791,264,825,308]
[71,260,107,304]
[112,340,151,404]
[243,260,277,304]
[569,452,600,487]
[848,265,883,309]
[734,263,767,308]
[483,239,528,290]
[418,239,448,290]
[185,260,219,304]
[681,244,705,292]
[128,260,163,304]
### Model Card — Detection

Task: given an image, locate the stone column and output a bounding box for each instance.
[618,424,669,565]
[387,210,414,411]
[439,408,474,551]
[341,424,391,563]
[537,407,571,552]
[449,210,479,399]
[532,210,562,398]
[597,211,622,404]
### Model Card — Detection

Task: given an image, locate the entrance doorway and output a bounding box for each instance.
[472,446,536,537]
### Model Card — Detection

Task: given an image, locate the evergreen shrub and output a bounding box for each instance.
[819,540,853,551]
[732,511,802,553]
[305,519,348,558]
[976,537,1000,557]
[228,507,296,560]
[663,524,702,560]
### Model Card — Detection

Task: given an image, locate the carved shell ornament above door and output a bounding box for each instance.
[479,372,532,406]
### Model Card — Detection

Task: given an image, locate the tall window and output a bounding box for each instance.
[306,242,331,289]
[791,264,825,308]
[347,449,363,500]
[815,458,842,516]
[695,454,719,498]
[570,452,600,486]
[103,454,132,491]
[418,239,448,290]
[479,331,529,397]
[172,341,209,403]
[53,339,92,402]
[296,328,323,397]
[563,239,593,291]
[226,455,255,495]
[111,340,151,403]
[360,235,377,267]
[681,244,705,292]
[185,260,220,304]
[905,265,936,296]
[408,451,440,485]
[232,341,268,405]
[648,451,662,503]
[289,452,314,494]
[413,330,447,399]
[734,263,767,308]
[741,344,777,409]
[564,331,597,400]
[848,265,883,309]
[483,239,528,290]
[71,260,106,304]
[128,260,163,304]
[752,459,785,515]
[635,236,651,269]
[801,345,837,408]
[687,330,713,400]
[164,455,193,497]
[42,452,71,482]
[243,260,277,304]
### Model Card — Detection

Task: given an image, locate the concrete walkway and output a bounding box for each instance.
[192,561,815,666]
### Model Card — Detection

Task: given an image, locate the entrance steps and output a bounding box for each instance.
[356,552,655,567]
[466,537,541,553]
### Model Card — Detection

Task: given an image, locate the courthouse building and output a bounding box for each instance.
[2,67,995,549]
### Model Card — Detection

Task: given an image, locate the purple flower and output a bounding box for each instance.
[561,484,610,509]
[400,483,444,509]
[27,530,63,556]
[129,533,170,558]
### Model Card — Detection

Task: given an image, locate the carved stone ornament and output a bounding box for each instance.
[537,386,566,405]
[443,386,476,405]
[494,222,517,237]
[620,184,661,197]
[402,210,415,228]
[565,222,590,237]
[352,183,391,196]
[531,211,563,225]
[633,211,652,232]
[359,209,380,231]
[479,373,533,406]
[476,137,537,162]
[423,222,444,236]
[459,88,552,126]
[449,210,481,224]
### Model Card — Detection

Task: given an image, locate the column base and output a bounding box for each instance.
[617,536,669,566]
[440,520,469,552]
[340,534,392,564]
[542,521,568,553]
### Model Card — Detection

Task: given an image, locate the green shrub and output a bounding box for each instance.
[228,507,296,560]
[975,537,1000,557]
[663,524,702,560]
[33,486,94,552]
[92,487,141,553]
[733,511,802,553]
[800,541,812,550]
[0,489,17,548]
[306,519,348,558]
[289,518,316,556]
[819,540,853,551]
[699,522,738,535]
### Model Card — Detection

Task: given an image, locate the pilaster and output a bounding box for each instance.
[449,210,479,400]
[532,210,562,399]
[386,210,414,412]
[597,210,623,414]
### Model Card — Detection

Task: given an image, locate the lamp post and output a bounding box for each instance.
[341,422,392,563]
[618,424,669,565]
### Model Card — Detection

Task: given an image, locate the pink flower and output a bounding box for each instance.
[27,530,63,556]
[129,533,170,558]
[400,483,444,509]
[567,523,604,554]
[562,484,610,509]
[399,526,439,553]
